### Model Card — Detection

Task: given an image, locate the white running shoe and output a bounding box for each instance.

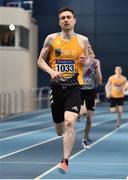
[81,139,90,149]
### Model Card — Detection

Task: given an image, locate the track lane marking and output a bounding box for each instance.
[34,122,128,179]
[0,118,114,160]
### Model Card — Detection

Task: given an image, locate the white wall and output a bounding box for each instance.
[0,7,32,28]
[0,7,38,93]
[0,49,35,92]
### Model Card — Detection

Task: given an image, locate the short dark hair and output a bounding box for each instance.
[58,7,76,18]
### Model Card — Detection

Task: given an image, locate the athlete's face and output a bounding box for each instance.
[115,66,122,75]
[59,11,76,31]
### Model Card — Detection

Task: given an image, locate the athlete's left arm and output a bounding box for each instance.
[83,37,89,58]
[79,36,90,64]
[123,78,128,91]
[94,59,102,85]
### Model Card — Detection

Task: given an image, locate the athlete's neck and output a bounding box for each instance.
[61,30,75,40]
[115,74,121,78]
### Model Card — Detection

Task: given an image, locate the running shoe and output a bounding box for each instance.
[116,124,120,128]
[87,137,92,142]
[58,159,68,174]
[81,139,90,149]
[116,121,120,128]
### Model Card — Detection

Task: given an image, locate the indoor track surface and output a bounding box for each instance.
[0,102,128,179]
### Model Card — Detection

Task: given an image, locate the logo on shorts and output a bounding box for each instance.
[92,106,95,111]
[71,106,78,111]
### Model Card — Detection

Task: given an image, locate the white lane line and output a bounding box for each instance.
[0,136,60,160]
[0,116,51,132]
[0,118,113,160]
[0,109,116,132]
[71,122,127,160]
[0,126,53,142]
[34,122,128,179]
[0,161,128,166]
[0,109,50,121]
[0,112,115,142]
[1,110,126,133]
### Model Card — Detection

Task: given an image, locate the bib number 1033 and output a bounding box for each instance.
[56,59,75,73]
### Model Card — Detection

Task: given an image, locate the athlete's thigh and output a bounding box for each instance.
[81,89,86,105]
[50,87,64,123]
[117,97,124,106]
[85,90,96,111]
[110,98,117,112]
[118,105,123,113]
[64,111,78,125]
[110,98,117,108]
[117,98,124,113]
[65,86,81,115]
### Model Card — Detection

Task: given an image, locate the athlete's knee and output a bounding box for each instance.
[110,107,116,113]
[65,120,75,133]
[64,112,77,132]
[56,131,64,136]
[54,122,65,136]
[65,120,72,128]
[55,128,64,136]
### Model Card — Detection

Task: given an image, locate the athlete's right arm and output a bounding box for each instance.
[94,59,102,85]
[105,77,111,98]
[37,34,61,80]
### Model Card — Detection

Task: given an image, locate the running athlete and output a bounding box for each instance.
[79,45,102,148]
[37,7,91,173]
[105,66,127,128]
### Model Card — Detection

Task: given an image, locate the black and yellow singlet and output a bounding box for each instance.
[109,75,126,98]
[49,33,84,86]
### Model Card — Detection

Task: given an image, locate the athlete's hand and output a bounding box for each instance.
[50,70,62,81]
[80,54,88,64]
[93,59,98,69]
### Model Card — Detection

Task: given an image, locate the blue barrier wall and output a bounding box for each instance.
[33,0,128,87]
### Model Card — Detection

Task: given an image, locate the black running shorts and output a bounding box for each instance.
[50,84,81,123]
[81,89,97,111]
[110,97,124,107]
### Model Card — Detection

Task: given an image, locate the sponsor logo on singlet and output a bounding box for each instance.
[55,49,77,57]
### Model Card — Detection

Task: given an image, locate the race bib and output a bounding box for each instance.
[114,85,122,90]
[55,59,75,78]
[84,76,92,85]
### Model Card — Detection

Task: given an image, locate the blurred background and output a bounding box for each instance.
[0,0,128,118]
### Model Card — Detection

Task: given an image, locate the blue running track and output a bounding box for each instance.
[0,102,128,179]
